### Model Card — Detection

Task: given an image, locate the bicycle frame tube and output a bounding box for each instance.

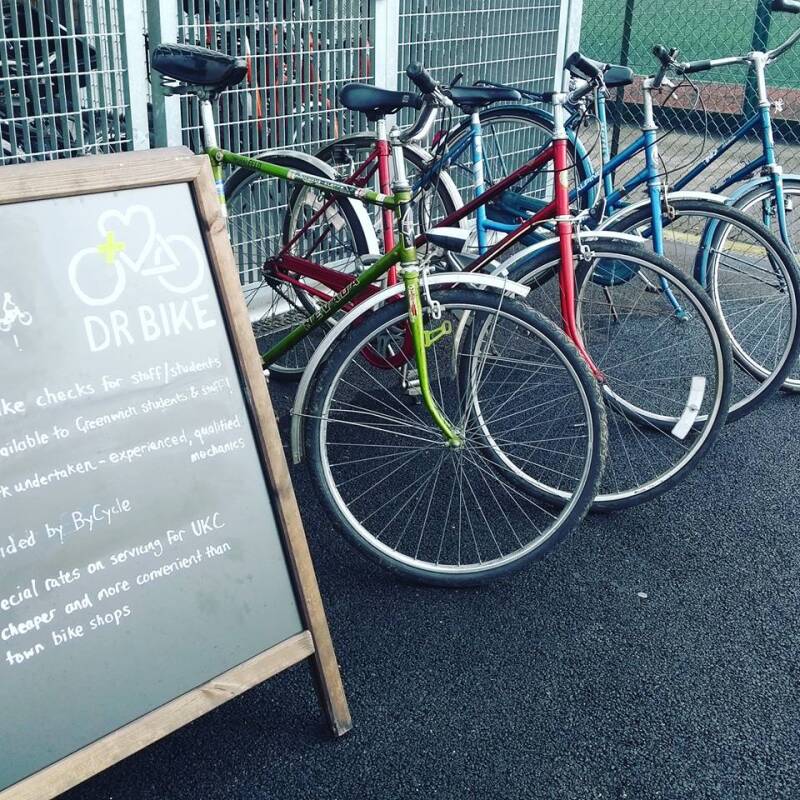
[552,129,596,371]
[571,133,650,210]
[661,103,790,245]
[595,93,615,199]
[469,111,489,254]
[411,134,472,194]
[412,101,599,374]
[228,133,459,443]
[261,243,404,366]
[672,112,764,194]
[208,146,397,209]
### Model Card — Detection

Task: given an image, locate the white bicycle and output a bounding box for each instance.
[0,292,33,332]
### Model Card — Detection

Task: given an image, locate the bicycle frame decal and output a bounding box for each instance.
[260,244,404,366]
[673,111,766,194]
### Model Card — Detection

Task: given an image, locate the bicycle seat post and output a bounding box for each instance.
[199,96,219,151]
[197,92,228,215]
[374,114,397,260]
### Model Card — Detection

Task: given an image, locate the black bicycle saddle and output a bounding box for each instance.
[338,84,424,120]
[151,43,247,90]
[449,85,522,110]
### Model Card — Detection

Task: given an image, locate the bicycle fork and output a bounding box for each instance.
[391,129,461,447]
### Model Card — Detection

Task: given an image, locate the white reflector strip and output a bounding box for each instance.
[671,375,706,440]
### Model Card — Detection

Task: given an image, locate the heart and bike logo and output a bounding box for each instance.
[67,205,206,307]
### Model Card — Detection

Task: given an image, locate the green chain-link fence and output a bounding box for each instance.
[580,0,800,189]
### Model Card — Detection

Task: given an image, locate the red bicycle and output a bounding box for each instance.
[223,60,732,511]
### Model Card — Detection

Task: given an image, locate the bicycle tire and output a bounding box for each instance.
[506,237,733,511]
[727,176,800,391]
[305,287,607,586]
[602,197,800,416]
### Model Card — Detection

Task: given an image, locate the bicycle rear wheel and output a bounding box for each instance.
[602,197,800,417]
[728,178,800,391]
[224,152,375,379]
[305,287,606,586]
[442,105,593,254]
[506,238,732,511]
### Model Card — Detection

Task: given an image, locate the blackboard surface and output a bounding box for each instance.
[0,182,303,791]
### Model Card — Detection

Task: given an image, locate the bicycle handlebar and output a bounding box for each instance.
[681,59,714,74]
[652,42,745,76]
[768,25,800,59]
[653,0,800,74]
[772,0,800,14]
[405,63,453,108]
[406,62,437,95]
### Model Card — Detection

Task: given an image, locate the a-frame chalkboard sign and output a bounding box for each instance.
[0,148,351,800]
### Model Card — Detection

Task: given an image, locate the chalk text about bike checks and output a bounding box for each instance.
[0,183,301,791]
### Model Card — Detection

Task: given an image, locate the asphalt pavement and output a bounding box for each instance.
[62,381,800,800]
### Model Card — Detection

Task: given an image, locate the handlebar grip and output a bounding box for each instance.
[682,59,713,74]
[771,0,800,13]
[652,44,671,63]
[406,62,438,94]
[565,51,603,80]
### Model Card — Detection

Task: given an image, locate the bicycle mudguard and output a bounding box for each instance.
[490,229,647,279]
[722,173,800,206]
[693,174,800,284]
[288,272,532,463]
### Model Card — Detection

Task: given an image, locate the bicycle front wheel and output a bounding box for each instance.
[728,178,800,391]
[507,238,733,511]
[305,288,607,586]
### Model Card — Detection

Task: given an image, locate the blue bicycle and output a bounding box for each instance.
[307,53,799,424]
[382,55,800,422]
[416,54,800,420]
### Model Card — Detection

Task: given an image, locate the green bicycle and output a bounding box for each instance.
[151,43,608,586]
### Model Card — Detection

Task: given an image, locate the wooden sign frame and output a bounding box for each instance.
[0,148,351,800]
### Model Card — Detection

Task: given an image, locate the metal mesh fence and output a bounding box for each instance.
[176,0,375,155]
[579,0,800,191]
[396,0,564,203]
[398,0,563,91]
[0,0,133,164]
[173,0,376,291]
